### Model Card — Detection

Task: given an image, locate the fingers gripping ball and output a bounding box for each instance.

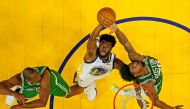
[97,7,116,26]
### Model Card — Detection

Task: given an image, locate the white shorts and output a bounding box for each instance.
[78,77,96,94]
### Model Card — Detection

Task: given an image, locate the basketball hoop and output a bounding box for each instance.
[112,83,154,109]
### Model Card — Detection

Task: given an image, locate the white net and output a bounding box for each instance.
[112,84,153,109]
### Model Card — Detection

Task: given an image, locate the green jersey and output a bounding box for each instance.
[137,56,163,94]
[20,66,70,98]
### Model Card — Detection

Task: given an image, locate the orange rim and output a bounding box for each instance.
[113,83,154,109]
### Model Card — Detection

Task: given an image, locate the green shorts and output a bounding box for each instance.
[49,70,71,96]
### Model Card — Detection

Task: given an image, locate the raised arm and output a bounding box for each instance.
[84,24,104,62]
[110,24,144,62]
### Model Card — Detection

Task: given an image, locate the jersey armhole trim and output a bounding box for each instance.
[84,55,98,64]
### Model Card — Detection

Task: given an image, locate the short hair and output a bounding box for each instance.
[119,64,136,81]
[22,67,36,80]
[99,34,116,47]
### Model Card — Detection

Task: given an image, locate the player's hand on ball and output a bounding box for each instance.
[97,7,116,27]
[12,92,26,104]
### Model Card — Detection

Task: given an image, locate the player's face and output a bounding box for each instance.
[99,40,113,57]
[129,62,142,76]
[28,71,42,84]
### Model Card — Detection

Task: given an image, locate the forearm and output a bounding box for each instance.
[0,84,15,96]
[115,29,143,61]
[19,99,47,108]
[86,24,103,50]
[85,24,103,59]
[115,28,136,52]
[90,24,103,40]
[137,99,144,108]
[115,28,127,45]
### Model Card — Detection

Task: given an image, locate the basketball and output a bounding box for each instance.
[97,7,116,26]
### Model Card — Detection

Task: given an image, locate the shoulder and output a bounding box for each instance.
[15,73,22,81]
[144,56,157,60]
[41,69,51,79]
[114,58,124,70]
[34,66,51,75]
[34,66,49,71]
[84,50,98,63]
[9,73,22,81]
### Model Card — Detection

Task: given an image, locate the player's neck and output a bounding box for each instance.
[99,55,109,61]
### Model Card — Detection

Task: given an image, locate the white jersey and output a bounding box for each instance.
[77,53,115,87]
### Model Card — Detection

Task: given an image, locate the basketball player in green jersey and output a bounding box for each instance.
[0,66,70,109]
[109,23,183,109]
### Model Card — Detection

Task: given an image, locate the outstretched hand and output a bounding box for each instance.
[108,23,118,34]
[174,105,183,109]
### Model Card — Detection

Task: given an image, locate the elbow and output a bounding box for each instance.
[65,94,71,98]
[40,101,47,107]
[40,103,46,107]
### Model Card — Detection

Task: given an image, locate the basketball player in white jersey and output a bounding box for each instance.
[66,24,138,101]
